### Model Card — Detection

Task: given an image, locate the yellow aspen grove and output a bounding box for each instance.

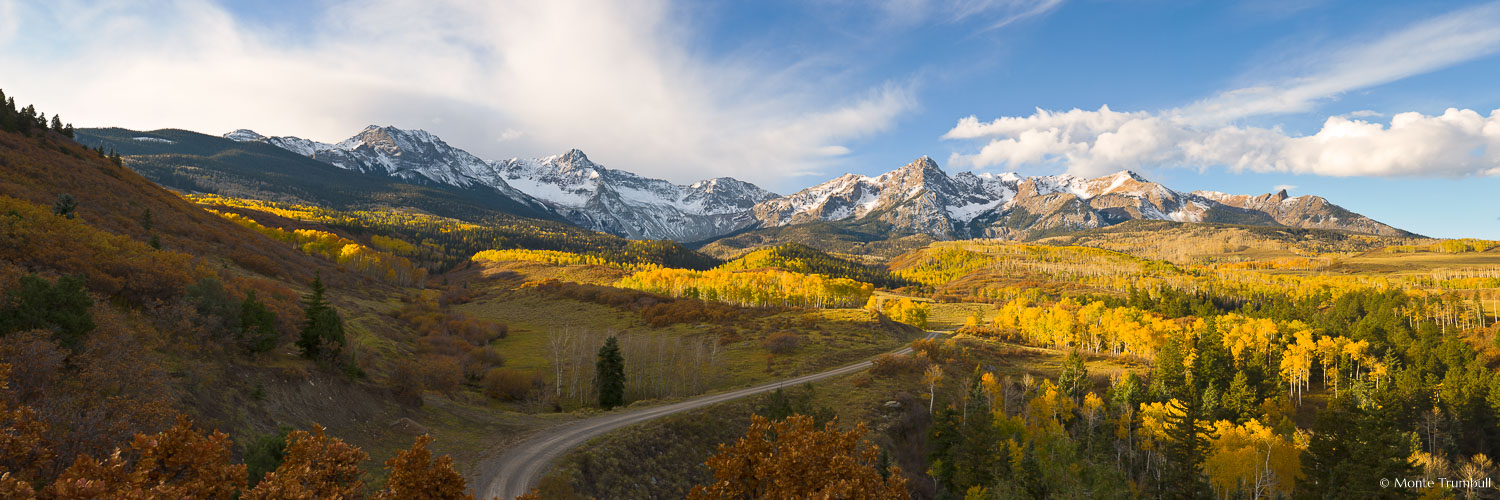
[617,268,874,308]
[1279,330,1316,405]
[1204,419,1306,498]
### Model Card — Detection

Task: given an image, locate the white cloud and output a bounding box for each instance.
[0,0,16,45]
[496,129,523,142]
[0,0,914,191]
[867,0,1063,29]
[946,2,1500,179]
[1273,184,1297,192]
[947,106,1500,178]
[1178,1,1500,124]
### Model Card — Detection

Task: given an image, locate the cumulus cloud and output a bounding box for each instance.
[947,106,1500,178]
[0,0,914,191]
[945,2,1500,179]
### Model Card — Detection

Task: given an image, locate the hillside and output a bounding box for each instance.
[75,127,559,222]
[718,242,910,288]
[1,106,927,497]
[94,125,1410,244]
[0,125,326,284]
[0,118,553,495]
[1032,219,1429,264]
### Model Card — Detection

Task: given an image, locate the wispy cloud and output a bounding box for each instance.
[0,0,915,191]
[864,0,1064,29]
[945,2,1500,179]
[1177,1,1500,124]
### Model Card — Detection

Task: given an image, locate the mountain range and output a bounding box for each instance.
[104,124,1411,242]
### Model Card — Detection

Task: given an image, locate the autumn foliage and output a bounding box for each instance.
[374,435,474,500]
[618,267,874,309]
[688,415,908,499]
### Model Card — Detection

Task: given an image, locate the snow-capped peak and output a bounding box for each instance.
[224,129,266,142]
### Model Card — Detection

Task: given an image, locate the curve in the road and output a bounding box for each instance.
[479,331,942,499]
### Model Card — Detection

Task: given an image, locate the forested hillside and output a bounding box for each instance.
[75,127,558,221]
[719,243,909,287]
[0,92,493,497]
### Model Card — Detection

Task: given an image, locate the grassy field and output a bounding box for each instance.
[1334,246,1500,274]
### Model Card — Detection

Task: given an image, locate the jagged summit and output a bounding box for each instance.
[230,125,1407,241]
[231,125,778,241]
[224,129,265,142]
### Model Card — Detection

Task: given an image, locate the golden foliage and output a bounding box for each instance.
[48,416,246,499]
[374,435,473,500]
[1203,419,1306,498]
[618,267,874,308]
[688,415,908,500]
[244,425,367,499]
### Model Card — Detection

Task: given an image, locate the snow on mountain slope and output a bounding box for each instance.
[227,127,778,241]
[226,125,1405,242]
[749,158,1404,240]
[481,149,778,241]
[1191,189,1408,236]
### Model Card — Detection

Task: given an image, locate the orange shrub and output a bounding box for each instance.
[482,368,542,401]
[418,355,463,395]
[869,353,923,377]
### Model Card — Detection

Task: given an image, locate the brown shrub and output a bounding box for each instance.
[416,334,470,357]
[417,354,463,395]
[391,360,425,403]
[869,353,923,378]
[482,368,542,401]
[462,347,506,381]
[761,331,804,355]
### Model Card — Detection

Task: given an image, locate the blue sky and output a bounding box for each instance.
[2,0,1499,238]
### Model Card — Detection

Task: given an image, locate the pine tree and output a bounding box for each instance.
[595,336,624,409]
[1151,336,1188,400]
[241,291,278,354]
[52,193,77,219]
[1192,318,1233,393]
[1223,371,1256,422]
[297,272,345,360]
[49,114,62,133]
[1160,392,1214,500]
[926,406,962,493]
[954,376,999,490]
[1298,395,1416,499]
[1058,349,1089,401]
[140,208,153,231]
[0,274,94,351]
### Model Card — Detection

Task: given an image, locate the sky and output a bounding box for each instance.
[2,0,1499,238]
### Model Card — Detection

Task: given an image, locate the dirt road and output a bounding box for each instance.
[477,331,941,499]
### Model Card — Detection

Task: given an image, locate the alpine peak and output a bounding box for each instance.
[229,125,1408,242]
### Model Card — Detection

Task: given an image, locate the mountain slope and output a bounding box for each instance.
[1193,189,1405,236]
[746,159,1411,241]
[228,127,779,241]
[99,124,1408,244]
[486,149,777,241]
[75,127,560,222]
[74,127,725,271]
